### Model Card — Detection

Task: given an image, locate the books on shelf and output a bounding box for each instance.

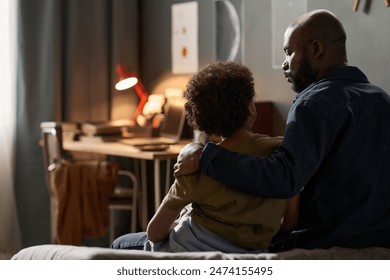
[81,120,134,136]
[76,119,160,143]
[61,122,81,141]
[79,134,128,143]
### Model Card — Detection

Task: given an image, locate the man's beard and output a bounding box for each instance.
[291,55,316,93]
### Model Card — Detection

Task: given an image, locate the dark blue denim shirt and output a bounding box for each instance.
[200,66,390,249]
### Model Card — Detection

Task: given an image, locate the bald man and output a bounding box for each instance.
[174,9,390,251]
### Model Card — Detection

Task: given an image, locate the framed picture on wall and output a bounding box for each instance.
[171,1,199,74]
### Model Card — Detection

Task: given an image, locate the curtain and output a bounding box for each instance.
[0,0,22,259]
[14,0,138,247]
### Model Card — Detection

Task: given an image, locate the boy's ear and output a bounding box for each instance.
[248,101,256,115]
[245,102,257,129]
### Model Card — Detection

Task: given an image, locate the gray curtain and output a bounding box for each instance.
[14,0,139,247]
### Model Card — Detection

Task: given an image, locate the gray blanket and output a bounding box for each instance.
[11,244,390,260]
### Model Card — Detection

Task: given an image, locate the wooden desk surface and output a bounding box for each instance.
[63,139,190,160]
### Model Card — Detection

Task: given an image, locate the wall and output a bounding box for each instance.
[139,0,390,136]
[111,0,140,120]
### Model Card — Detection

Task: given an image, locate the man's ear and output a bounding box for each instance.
[311,40,324,58]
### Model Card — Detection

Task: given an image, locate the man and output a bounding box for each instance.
[174,9,390,250]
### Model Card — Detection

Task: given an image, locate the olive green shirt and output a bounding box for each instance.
[162,134,287,249]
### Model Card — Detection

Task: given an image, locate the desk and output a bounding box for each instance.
[63,140,190,230]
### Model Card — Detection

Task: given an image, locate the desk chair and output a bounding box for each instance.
[40,122,138,246]
[108,170,138,244]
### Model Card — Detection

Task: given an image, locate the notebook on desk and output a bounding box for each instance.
[120,102,186,146]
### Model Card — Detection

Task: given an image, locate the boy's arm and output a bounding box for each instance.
[280,193,300,232]
[146,204,182,243]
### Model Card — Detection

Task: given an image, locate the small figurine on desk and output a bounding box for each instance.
[136,94,166,128]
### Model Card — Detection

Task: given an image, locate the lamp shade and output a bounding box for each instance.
[115,64,149,122]
[115,76,138,91]
[115,65,139,90]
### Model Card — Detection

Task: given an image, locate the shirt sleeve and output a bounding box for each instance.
[199,100,341,198]
[160,176,194,210]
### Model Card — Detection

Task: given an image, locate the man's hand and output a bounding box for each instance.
[174,143,203,177]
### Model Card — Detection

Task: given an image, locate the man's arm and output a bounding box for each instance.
[176,100,341,199]
[201,100,343,198]
[174,141,298,198]
[199,143,299,198]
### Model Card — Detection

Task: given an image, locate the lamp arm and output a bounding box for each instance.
[132,82,149,122]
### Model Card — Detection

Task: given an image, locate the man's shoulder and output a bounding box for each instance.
[298,66,367,100]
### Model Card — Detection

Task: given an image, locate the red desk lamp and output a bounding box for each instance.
[115,64,149,122]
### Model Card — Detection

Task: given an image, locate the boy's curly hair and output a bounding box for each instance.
[184,61,255,138]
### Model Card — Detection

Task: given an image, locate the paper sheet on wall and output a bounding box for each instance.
[171,1,198,74]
